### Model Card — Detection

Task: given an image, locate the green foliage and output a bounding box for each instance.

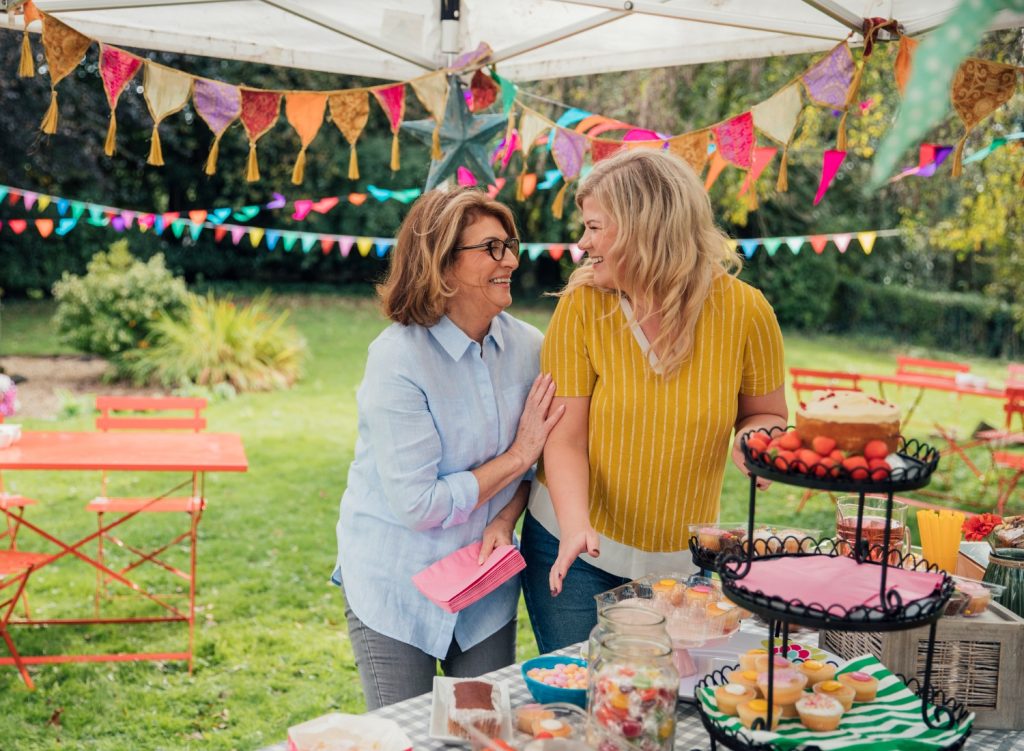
[740,249,840,330]
[51,240,189,366]
[830,277,1024,359]
[124,292,307,392]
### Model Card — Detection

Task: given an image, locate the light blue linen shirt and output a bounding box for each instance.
[334,312,542,659]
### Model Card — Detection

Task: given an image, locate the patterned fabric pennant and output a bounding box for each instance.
[329,90,371,180]
[949,58,1018,175]
[550,128,588,218]
[752,85,803,145]
[99,44,142,156]
[17,0,41,78]
[410,72,450,160]
[372,83,406,171]
[194,79,241,175]
[39,13,93,133]
[801,42,855,109]
[518,110,551,156]
[713,112,755,169]
[143,63,193,166]
[590,139,625,163]
[667,130,710,173]
[469,69,498,112]
[285,92,328,185]
[894,35,919,95]
[240,89,282,182]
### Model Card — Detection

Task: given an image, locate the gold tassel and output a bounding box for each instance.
[348,144,360,180]
[246,142,260,182]
[551,183,568,219]
[836,110,849,151]
[291,148,307,185]
[776,145,789,192]
[40,89,58,134]
[204,136,222,176]
[147,124,164,166]
[390,131,400,171]
[19,31,34,78]
[951,136,967,178]
[746,186,759,212]
[431,126,442,161]
[104,112,117,157]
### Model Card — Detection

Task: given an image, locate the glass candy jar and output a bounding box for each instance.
[586,603,670,663]
[588,634,678,751]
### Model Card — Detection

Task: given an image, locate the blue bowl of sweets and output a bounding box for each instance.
[521,655,588,708]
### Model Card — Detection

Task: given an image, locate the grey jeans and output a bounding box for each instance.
[344,602,517,710]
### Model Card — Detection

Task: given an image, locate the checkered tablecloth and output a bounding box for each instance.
[259,640,1024,750]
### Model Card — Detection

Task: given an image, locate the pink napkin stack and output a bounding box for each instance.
[413,541,526,613]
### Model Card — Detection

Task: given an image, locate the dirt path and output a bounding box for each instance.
[0,355,158,420]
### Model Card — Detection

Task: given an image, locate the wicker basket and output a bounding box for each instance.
[821,601,1024,730]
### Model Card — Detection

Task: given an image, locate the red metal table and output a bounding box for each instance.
[0,431,247,686]
[858,372,1006,424]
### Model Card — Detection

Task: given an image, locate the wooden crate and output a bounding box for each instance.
[821,602,1024,730]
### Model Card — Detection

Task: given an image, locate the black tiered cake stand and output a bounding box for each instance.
[689,427,971,751]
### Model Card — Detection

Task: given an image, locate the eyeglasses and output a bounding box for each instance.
[453,237,520,262]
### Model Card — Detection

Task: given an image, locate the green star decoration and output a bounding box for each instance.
[402,75,508,191]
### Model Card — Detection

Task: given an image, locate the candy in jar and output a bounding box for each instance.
[588,634,678,751]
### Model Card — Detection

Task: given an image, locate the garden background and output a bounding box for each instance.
[0,24,1022,751]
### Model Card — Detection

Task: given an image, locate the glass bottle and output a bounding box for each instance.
[983,548,1024,618]
[586,603,670,664]
[588,634,679,751]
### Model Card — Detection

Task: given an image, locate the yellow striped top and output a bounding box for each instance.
[540,275,785,552]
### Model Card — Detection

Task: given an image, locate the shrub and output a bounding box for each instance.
[51,241,189,365]
[124,292,307,392]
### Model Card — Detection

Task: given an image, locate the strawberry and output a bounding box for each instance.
[798,449,823,467]
[774,450,796,472]
[842,455,869,480]
[829,449,846,462]
[864,440,889,460]
[811,436,837,455]
[868,458,891,481]
[778,430,802,451]
[814,456,838,478]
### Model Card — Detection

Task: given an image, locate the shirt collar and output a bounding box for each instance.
[429,314,505,360]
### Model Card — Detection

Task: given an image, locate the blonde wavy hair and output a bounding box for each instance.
[562,148,741,375]
[378,188,518,326]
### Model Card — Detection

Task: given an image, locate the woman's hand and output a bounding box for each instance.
[731,432,772,490]
[548,525,600,596]
[478,514,516,564]
[508,374,565,469]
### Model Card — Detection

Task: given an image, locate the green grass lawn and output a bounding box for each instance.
[0,294,1018,750]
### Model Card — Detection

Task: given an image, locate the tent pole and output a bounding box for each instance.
[798,0,864,34]
[440,0,458,68]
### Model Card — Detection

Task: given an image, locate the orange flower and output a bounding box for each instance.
[963,513,1002,542]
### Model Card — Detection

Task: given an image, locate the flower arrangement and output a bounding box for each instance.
[963,513,1003,543]
[0,374,17,418]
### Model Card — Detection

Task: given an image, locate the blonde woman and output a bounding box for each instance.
[520,149,787,652]
[333,188,563,707]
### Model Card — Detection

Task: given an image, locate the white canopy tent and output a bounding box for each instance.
[12,0,1024,82]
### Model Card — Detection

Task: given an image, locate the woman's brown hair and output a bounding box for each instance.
[378,188,518,326]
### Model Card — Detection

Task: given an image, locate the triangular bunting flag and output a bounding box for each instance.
[285,92,328,185]
[99,45,142,156]
[39,14,92,134]
[143,63,193,166]
[372,83,406,171]
[785,236,806,255]
[813,150,846,205]
[809,235,829,254]
[194,79,241,175]
[857,231,877,254]
[240,89,282,182]
[833,233,853,253]
[329,90,370,180]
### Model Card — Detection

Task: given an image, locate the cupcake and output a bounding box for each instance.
[532,718,572,738]
[516,704,554,734]
[685,583,714,605]
[754,654,793,673]
[739,648,768,671]
[714,683,756,716]
[651,578,686,607]
[813,679,855,711]
[728,669,761,693]
[756,668,808,705]
[711,601,742,631]
[798,659,836,686]
[698,527,727,552]
[737,698,783,731]
[795,693,845,731]
[838,671,879,702]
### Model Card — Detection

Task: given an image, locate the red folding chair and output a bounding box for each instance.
[0,417,39,618]
[0,550,52,689]
[86,396,207,668]
[790,367,862,403]
[895,356,970,382]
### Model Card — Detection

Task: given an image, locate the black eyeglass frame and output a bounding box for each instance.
[452,237,521,261]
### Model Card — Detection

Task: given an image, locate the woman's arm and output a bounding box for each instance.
[477,480,530,563]
[544,395,601,595]
[731,386,788,489]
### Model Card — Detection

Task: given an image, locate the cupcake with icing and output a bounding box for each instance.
[737,698,783,730]
[727,669,761,693]
[754,654,793,673]
[796,693,845,731]
[838,671,879,702]
[739,648,768,672]
[813,679,855,711]
[756,668,808,705]
[714,683,756,716]
[797,659,836,686]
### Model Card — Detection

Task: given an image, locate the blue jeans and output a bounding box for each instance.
[520,511,630,654]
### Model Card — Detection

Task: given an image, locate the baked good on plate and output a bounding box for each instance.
[837,671,879,702]
[796,693,844,731]
[714,683,756,716]
[447,680,502,739]
[736,699,782,730]
[797,659,836,686]
[795,390,900,455]
[813,679,856,711]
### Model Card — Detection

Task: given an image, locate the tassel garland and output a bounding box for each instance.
[147,125,164,166]
[104,112,117,156]
[19,32,34,78]
[836,111,849,152]
[246,142,260,182]
[776,146,790,192]
[390,131,400,171]
[40,89,59,134]
[204,136,223,176]
[551,183,568,219]
[431,127,442,161]
[951,137,967,178]
[291,148,307,185]
[348,145,360,180]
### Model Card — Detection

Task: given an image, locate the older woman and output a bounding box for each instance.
[521,149,787,653]
[333,188,563,709]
